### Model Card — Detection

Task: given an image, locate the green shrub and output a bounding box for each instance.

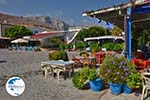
[75,41,86,50]
[112,43,123,51]
[72,71,87,89]
[59,43,73,51]
[99,55,142,87]
[102,42,113,51]
[48,50,68,61]
[90,42,100,52]
[100,55,130,84]
[88,68,98,81]
[102,42,124,51]
[48,37,63,48]
[59,43,66,51]
[65,43,73,50]
[126,67,142,88]
[72,67,98,89]
[40,37,63,49]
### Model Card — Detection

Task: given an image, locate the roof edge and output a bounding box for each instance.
[82,1,149,17]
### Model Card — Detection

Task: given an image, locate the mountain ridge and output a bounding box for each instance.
[26,16,70,31]
[0,13,70,31]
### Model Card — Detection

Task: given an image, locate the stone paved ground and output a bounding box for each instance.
[0,49,150,100]
[0,74,148,100]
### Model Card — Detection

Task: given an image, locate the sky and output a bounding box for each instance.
[0,0,129,26]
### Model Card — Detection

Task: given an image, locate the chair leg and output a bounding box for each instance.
[68,68,72,78]
[52,72,55,79]
[145,88,148,97]
[57,70,61,80]
[71,67,74,77]
[141,87,146,100]
[44,69,48,79]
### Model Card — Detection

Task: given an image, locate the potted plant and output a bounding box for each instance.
[124,66,142,94]
[72,67,103,91]
[72,71,87,89]
[99,55,129,94]
[72,67,90,89]
[88,68,103,91]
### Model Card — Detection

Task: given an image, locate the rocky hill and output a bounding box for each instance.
[26,16,70,30]
[0,13,70,31]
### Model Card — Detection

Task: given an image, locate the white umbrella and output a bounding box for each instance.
[11,38,28,43]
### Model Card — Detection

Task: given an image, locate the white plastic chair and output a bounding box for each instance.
[51,60,64,80]
[141,72,150,100]
[41,64,52,79]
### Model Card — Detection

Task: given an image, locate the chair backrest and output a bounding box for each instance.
[146,66,150,72]
[66,51,80,61]
[141,72,150,86]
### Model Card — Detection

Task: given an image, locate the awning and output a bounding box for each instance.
[82,1,150,30]
[82,0,150,60]
[11,38,28,43]
[132,5,150,14]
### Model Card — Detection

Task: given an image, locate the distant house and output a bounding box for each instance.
[0,24,86,48]
[31,26,86,43]
[29,28,41,34]
[31,31,65,40]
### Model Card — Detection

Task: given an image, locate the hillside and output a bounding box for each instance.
[26,16,70,30]
[0,13,70,31]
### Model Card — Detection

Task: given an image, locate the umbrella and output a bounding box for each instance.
[11,38,28,43]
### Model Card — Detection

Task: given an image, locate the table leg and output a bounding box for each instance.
[71,66,74,77]
[45,69,48,79]
[64,67,67,80]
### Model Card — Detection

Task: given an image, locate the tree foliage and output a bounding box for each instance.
[111,26,123,36]
[4,26,32,39]
[137,30,150,49]
[76,26,111,41]
[47,37,63,48]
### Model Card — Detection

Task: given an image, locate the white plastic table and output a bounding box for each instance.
[41,60,74,80]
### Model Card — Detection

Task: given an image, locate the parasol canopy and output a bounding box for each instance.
[11,38,28,43]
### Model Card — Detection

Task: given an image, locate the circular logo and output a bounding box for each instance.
[5,76,25,96]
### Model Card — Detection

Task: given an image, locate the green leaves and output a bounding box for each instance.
[59,43,73,51]
[72,71,86,89]
[76,26,108,41]
[88,68,98,81]
[99,55,142,88]
[90,42,100,52]
[75,41,86,50]
[126,68,142,88]
[100,56,129,84]
[102,42,124,51]
[48,50,67,61]
[4,26,32,39]
[72,67,98,89]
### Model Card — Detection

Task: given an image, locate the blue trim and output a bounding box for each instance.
[126,7,132,61]
[132,5,150,14]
